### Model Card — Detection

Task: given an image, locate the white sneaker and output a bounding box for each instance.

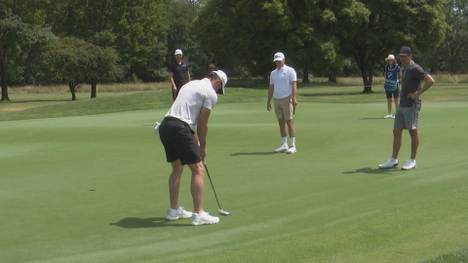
[192,211,220,226]
[402,159,417,170]
[286,146,297,154]
[378,158,399,169]
[166,207,193,220]
[384,114,392,119]
[391,114,396,119]
[274,144,289,153]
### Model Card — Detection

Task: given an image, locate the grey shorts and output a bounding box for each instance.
[394,103,421,130]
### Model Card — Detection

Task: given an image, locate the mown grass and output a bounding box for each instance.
[1,78,467,122]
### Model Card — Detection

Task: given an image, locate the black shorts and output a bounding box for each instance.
[385,88,400,99]
[159,117,201,165]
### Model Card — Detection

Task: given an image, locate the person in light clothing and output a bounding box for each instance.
[267,52,298,154]
[383,54,401,119]
[158,70,227,225]
[379,46,434,170]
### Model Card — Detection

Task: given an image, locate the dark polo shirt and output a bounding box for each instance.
[168,62,189,90]
[400,60,427,107]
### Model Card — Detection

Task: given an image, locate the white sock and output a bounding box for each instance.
[290,137,296,147]
[281,137,288,145]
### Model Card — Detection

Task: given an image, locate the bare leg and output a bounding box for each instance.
[188,162,205,213]
[169,160,184,209]
[395,96,400,110]
[392,128,403,159]
[387,98,393,114]
[409,129,419,159]
[286,120,295,138]
[278,119,287,137]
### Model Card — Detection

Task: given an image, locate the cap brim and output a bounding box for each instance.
[273,58,283,62]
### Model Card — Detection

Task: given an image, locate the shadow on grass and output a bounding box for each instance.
[110,217,192,228]
[231,151,276,156]
[343,167,401,175]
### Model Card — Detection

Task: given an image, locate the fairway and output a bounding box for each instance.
[1,99,468,262]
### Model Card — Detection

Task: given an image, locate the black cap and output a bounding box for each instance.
[399,46,412,55]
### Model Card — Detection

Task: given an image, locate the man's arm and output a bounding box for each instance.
[169,72,177,92]
[267,84,274,111]
[197,108,211,161]
[187,70,191,82]
[408,74,434,100]
[291,81,297,111]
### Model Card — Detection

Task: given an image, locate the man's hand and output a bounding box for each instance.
[267,102,272,112]
[407,91,419,101]
[291,97,297,115]
[200,147,206,162]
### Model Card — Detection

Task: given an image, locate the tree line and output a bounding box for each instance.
[1,0,468,101]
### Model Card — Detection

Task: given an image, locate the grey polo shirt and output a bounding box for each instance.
[400,60,427,107]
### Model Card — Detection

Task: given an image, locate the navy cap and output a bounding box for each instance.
[399,46,412,55]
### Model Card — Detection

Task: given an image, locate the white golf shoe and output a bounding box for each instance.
[166,207,193,221]
[378,158,399,169]
[286,146,297,154]
[192,211,220,226]
[274,144,289,153]
[402,159,417,170]
[384,114,393,119]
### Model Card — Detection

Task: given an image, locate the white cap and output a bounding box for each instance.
[212,70,228,95]
[385,54,395,61]
[174,49,183,56]
[273,52,285,62]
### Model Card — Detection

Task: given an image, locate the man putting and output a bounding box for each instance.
[158,70,227,225]
[379,46,434,170]
[267,52,298,154]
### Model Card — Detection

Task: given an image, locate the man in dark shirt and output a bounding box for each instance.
[379,46,434,170]
[168,49,191,100]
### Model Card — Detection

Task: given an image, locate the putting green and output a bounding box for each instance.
[1,101,467,263]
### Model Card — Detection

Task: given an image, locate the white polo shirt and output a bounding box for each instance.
[269,65,297,99]
[166,78,218,131]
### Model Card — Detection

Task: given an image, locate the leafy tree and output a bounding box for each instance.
[45,0,170,81]
[0,7,54,101]
[196,0,292,78]
[335,0,448,92]
[425,0,468,73]
[46,37,121,100]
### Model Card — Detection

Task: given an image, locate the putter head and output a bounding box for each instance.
[218,208,231,216]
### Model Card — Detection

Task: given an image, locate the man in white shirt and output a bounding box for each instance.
[267,52,298,154]
[158,70,227,226]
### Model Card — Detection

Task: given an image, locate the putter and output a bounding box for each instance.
[203,162,231,216]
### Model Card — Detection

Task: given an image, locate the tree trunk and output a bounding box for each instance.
[355,49,373,93]
[327,72,337,83]
[90,80,97,98]
[302,67,310,84]
[361,70,373,93]
[69,82,77,101]
[0,48,10,101]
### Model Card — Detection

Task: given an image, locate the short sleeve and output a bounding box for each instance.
[202,89,217,110]
[414,65,427,80]
[289,68,297,82]
[168,63,174,73]
[269,72,274,85]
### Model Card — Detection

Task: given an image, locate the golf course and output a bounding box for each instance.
[1,81,468,263]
